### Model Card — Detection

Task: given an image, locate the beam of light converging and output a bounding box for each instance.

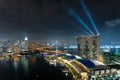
[65,18,90,35]
[80,0,100,35]
[68,8,94,35]
[71,22,90,35]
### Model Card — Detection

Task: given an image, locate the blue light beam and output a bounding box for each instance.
[68,8,94,35]
[65,18,90,35]
[81,0,100,35]
[71,22,90,35]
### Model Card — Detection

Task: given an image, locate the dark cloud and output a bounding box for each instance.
[0,0,119,42]
[101,18,120,44]
[105,19,120,27]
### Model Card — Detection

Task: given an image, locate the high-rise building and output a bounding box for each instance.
[21,36,28,51]
[77,35,100,59]
[28,42,37,52]
[13,45,21,53]
[24,36,28,51]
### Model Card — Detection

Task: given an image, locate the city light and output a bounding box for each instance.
[24,36,28,41]
[0,0,119,80]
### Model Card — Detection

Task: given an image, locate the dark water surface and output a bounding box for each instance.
[0,55,73,80]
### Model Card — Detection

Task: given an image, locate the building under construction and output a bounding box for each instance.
[77,35,100,59]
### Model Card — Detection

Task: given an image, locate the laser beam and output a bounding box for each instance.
[66,18,90,35]
[71,22,90,35]
[68,8,94,35]
[81,0,100,35]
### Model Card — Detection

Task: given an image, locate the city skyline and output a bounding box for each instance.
[0,0,120,44]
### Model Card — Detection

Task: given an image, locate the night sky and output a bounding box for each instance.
[0,0,120,44]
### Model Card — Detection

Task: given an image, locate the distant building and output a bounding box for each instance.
[28,42,37,52]
[21,36,28,51]
[0,47,3,53]
[13,45,21,53]
[77,35,100,59]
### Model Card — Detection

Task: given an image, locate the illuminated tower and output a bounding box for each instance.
[55,41,58,55]
[77,35,100,59]
[21,36,28,51]
[92,35,100,59]
[24,36,28,51]
[77,36,92,58]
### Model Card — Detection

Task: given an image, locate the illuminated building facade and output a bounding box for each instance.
[77,35,100,59]
[13,45,21,53]
[21,36,28,51]
[28,42,37,52]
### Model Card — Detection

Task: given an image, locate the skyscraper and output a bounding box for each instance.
[21,36,28,51]
[24,36,28,51]
[77,35,100,59]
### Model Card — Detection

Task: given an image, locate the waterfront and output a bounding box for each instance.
[0,54,74,80]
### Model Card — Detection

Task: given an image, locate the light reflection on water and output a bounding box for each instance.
[0,55,72,80]
[0,55,33,80]
[21,56,29,75]
[13,61,18,70]
[1,59,9,69]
